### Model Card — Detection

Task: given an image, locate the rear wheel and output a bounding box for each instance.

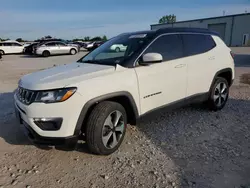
[42,51,50,57]
[70,48,77,55]
[0,50,4,55]
[86,101,127,155]
[207,77,229,111]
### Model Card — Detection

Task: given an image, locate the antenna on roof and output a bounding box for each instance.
[223,10,225,16]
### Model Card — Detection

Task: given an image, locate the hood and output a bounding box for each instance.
[19,63,115,90]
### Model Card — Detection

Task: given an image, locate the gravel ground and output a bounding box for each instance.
[0,49,250,188]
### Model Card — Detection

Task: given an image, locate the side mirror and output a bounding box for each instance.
[141,53,163,65]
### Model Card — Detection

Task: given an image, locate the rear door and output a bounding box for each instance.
[135,34,187,114]
[56,42,69,54]
[11,42,23,53]
[181,34,217,97]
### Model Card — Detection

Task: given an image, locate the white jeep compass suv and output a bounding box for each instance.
[14,28,235,155]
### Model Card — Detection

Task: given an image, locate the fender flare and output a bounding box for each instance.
[73,91,139,136]
[209,68,233,91]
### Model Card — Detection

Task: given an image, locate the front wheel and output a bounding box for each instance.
[86,101,127,155]
[207,77,229,111]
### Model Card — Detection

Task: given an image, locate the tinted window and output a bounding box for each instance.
[182,34,216,57]
[45,42,56,46]
[144,34,183,61]
[3,43,12,46]
[56,42,66,46]
[11,43,22,46]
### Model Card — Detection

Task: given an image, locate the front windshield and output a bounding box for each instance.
[78,33,151,66]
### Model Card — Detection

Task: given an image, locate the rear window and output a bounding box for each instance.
[11,42,22,46]
[182,34,216,57]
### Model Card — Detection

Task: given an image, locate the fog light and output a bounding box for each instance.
[34,118,62,131]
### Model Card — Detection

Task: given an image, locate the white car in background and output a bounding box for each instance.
[110,44,127,52]
[0,40,24,55]
[35,41,79,57]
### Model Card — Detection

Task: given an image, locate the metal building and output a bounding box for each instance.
[150,13,250,47]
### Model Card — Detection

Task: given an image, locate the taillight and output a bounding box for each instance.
[230,51,235,59]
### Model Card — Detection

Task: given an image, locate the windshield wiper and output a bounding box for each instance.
[80,59,116,66]
[81,60,101,64]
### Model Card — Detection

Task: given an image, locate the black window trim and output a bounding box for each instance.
[133,32,217,67]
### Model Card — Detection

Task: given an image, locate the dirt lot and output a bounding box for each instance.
[0,48,250,188]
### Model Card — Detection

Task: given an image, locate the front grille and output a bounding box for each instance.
[16,87,36,105]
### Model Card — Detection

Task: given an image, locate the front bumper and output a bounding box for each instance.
[15,103,78,146]
[14,91,84,140]
[21,120,78,146]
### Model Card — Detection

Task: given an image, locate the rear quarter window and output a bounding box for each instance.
[182,34,216,57]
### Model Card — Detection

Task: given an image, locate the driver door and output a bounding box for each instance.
[135,34,187,114]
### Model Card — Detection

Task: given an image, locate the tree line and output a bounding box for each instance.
[158,14,176,24]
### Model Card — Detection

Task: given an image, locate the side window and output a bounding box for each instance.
[3,43,11,46]
[56,42,66,46]
[11,43,22,46]
[144,34,183,61]
[46,42,56,47]
[182,34,216,57]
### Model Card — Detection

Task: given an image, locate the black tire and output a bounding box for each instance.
[207,77,229,111]
[86,101,127,155]
[0,50,4,55]
[70,48,77,55]
[115,47,120,52]
[42,51,50,57]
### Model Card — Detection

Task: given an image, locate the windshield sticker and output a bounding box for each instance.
[129,34,147,39]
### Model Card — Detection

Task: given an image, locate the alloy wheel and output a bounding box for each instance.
[102,110,125,149]
[213,82,228,107]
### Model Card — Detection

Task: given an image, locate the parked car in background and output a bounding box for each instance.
[84,41,95,51]
[23,42,39,55]
[0,40,24,55]
[91,41,104,51]
[35,41,79,57]
[85,41,104,51]
[110,44,127,52]
[69,41,85,48]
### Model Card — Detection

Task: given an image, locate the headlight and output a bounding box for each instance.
[35,87,77,103]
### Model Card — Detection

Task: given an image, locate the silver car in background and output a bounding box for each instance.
[35,41,79,57]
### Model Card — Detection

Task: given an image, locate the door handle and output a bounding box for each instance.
[208,56,215,60]
[175,64,186,68]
